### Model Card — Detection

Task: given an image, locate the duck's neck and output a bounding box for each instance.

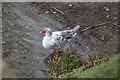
[45,30,52,37]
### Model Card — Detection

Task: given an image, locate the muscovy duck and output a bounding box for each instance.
[39,25,80,50]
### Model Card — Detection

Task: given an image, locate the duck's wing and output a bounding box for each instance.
[50,25,80,48]
[51,31,68,48]
[60,25,80,39]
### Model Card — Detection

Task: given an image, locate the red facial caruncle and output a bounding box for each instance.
[39,29,46,34]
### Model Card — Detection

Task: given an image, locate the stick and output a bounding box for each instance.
[49,9,56,14]
[52,7,65,16]
[80,22,111,33]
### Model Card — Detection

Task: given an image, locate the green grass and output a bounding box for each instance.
[64,54,118,78]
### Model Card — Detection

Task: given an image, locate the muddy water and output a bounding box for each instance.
[2,2,118,78]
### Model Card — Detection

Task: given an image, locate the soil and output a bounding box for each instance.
[2,2,118,78]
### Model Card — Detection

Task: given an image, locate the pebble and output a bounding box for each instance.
[69,4,72,7]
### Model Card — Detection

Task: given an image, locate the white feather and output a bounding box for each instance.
[42,25,80,49]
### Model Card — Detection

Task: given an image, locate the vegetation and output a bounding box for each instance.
[47,44,82,77]
[64,54,118,78]
[46,44,117,78]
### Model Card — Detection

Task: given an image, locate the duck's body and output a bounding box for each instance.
[40,25,80,49]
[42,31,67,49]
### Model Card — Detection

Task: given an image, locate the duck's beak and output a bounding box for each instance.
[39,31,45,37]
[39,31,42,34]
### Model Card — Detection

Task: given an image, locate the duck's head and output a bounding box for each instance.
[39,28,52,36]
[39,29,46,34]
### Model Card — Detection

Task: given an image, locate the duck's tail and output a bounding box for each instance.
[71,25,80,36]
[62,25,80,38]
[72,25,80,32]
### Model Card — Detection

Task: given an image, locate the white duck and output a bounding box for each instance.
[39,25,80,49]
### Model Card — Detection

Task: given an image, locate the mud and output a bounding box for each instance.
[2,2,118,78]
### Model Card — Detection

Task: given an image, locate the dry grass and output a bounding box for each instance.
[46,44,111,78]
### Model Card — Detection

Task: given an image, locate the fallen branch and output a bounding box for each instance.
[113,23,120,27]
[52,7,65,16]
[49,9,56,14]
[80,22,111,33]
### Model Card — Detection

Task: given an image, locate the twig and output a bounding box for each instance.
[52,7,65,16]
[49,9,56,14]
[80,22,111,33]
[113,23,120,27]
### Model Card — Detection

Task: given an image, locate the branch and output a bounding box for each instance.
[52,7,65,16]
[49,9,56,14]
[80,22,111,33]
[113,23,120,27]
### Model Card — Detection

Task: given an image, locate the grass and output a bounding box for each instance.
[64,54,118,78]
